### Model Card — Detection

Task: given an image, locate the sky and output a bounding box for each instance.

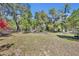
[6,3,79,19]
[30,3,79,17]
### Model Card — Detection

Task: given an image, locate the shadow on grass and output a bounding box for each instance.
[0,39,4,41]
[57,35,79,41]
[0,34,12,37]
[0,43,14,52]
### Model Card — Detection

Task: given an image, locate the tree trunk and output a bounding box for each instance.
[13,11,20,32]
[15,20,20,32]
[64,26,67,32]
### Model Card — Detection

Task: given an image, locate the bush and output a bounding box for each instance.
[47,23,53,31]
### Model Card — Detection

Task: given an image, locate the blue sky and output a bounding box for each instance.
[30,3,79,17]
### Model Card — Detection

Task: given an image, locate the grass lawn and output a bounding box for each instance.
[0,32,79,56]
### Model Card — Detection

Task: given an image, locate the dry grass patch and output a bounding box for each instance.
[0,32,79,56]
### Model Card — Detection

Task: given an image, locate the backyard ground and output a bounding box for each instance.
[0,32,79,56]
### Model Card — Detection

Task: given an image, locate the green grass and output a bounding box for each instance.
[0,32,79,56]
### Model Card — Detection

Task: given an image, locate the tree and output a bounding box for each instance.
[34,11,49,32]
[49,8,57,23]
[7,4,30,32]
[49,8,60,32]
[0,3,31,32]
[58,3,71,32]
[27,10,32,25]
[66,9,79,34]
[20,10,33,32]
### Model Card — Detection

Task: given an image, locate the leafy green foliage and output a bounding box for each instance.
[19,12,31,32]
[0,3,79,34]
[66,9,79,34]
[8,20,16,30]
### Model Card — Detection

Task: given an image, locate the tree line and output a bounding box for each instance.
[0,3,79,34]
